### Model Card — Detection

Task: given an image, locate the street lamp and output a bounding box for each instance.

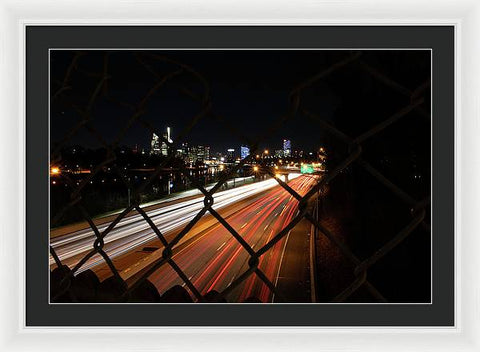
[50,166,60,175]
[252,165,259,182]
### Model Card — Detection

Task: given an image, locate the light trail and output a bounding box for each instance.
[146,175,319,302]
[49,174,302,273]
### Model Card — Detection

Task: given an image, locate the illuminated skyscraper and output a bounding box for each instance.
[227,148,235,163]
[205,146,210,161]
[151,127,173,156]
[150,133,161,155]
[161,127,173,156]
[180,142,189,161]
[196,145,210,162]
[283,139,291,157]
[188,146,197,164]
[240,145,250,160]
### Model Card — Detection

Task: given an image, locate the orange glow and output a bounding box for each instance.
[253,166,259,172]
[50,167,60,175]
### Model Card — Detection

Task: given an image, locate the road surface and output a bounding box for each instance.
[50,174,318,302]
[135,175,318,302]
[50,174,301,272]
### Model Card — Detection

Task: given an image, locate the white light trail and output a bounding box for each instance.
[50,174,301,271]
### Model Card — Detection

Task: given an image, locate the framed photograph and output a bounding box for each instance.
[1,0,478,351]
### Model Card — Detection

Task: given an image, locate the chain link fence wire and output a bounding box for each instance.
[49,50,431,303]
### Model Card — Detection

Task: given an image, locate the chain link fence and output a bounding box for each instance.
[49,50,431,303]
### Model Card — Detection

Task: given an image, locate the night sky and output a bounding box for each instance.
[50,50,430,155]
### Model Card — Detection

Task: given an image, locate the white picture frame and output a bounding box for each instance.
[0,0,477,351]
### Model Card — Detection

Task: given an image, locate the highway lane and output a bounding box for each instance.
[50,174,301,274]
[273,217,313,302]
[49,176,255,239]
[143,175,318,302]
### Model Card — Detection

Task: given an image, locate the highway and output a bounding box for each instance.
[50,174,302,271]
[133,175,318,302]
[50,173,318,302]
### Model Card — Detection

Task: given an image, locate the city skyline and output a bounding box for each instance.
[58,125,323,162]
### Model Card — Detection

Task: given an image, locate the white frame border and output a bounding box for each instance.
[0,0,477,351]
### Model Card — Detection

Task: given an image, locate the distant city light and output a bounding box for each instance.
[253,166,259,172]
[283,139,291,157]
[241,145,250,160]
[50,167,60,175]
